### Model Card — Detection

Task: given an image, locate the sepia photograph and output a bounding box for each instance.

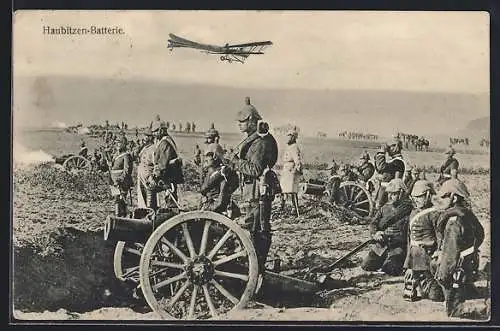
[12,10,490,322]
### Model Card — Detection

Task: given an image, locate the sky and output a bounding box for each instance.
[12,10,490,135]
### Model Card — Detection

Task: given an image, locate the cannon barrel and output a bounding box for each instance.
[104,207,177,243]
[300,182,326,196]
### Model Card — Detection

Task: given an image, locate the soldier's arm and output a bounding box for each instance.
[435,218,462,286]
[292,145,302,172]
[153,143,174,178]
[235,140,268,177]
[374,152,389,172]
[212,179,232,213]
[470,211,485,248]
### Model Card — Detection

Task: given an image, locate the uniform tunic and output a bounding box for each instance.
[136,143,155,208]
[234,131,279,272]
[439,157,459,181]
[404,206,442,271]
[200,166,238,213]
[362,200,413,275]
[374,152,406,182]
[280,143,302,193]
[435,206,484,286]
[110,152,133,193]
[153,135,183,185]
[357,162,375,183]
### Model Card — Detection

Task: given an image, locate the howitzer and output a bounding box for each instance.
[308,238,374,274]
[103,207,178,243]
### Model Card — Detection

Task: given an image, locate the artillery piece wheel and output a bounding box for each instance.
[139,211,259,320]
[114,241,144,284]
[337,181,374,218]
[62,155,90,172]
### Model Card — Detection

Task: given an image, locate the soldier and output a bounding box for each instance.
[438,146,459,185]
[361,178,413,276]
[109,138,134,217]
[434,179,484,317]
[151,121,184,207]
[78,141,89,158]
[204,124,225,160]
[193,144,202,166]
[325,159,340,204]
[279,128,302,215]
[199,150,240,217]
[374,135,406,209]
[136,129,156,209]
[404,167,422,196]
[355,151,375,183]
[230,99,279,272]
[403,180,444,302]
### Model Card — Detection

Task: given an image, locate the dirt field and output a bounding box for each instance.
[11,131,491,322]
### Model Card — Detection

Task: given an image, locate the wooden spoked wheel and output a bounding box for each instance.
[114,241,144,285]
[139,211,259,320]
[62,155,90,172]
[337,181,374,217]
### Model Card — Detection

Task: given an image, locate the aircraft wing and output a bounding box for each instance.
[168,33,220,52]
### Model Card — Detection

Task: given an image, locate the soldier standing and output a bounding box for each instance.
[109,138,134,217]
[361,178,413,276]
[151,121,184,207]
[193,144,202,166]
[230,99,279,272]
[374,135,406,209]
[136,129,156,209]
[434,179,484,317]
[403,180,444,302]
[279,128,302,215]
[438,146,459,185]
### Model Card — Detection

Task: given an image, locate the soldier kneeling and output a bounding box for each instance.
[403,180,444,302]
[361,178,413,276]
[199,150,240,218]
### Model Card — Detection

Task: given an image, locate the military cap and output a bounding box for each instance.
[411,180,435,197]
[444,146,456,155]
[386,178,407,193]
[151,120,165,133]
[438,178,470,199]
[205,127,220,139]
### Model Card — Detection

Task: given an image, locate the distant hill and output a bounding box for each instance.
[466,116,489,132]
[13,75,489,138]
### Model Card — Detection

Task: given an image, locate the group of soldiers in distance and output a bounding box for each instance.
[79,96,483,319]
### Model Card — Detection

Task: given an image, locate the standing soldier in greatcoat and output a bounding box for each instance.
[374,135,406,209]
[151,121,184,207]
[279,127,302,215]
[403,180,445,302]
[109,138,134,217]
[230,98,279,272]
[434,179,484,317]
